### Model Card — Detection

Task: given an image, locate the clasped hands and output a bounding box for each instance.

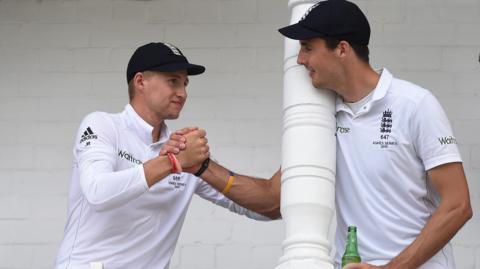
[160,127,209,173]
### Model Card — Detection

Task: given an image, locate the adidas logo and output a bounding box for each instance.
[79,127,98,144]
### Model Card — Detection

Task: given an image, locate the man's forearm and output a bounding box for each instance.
[200,160,281,219]
[143,156,174,187]
[385,201,472,269]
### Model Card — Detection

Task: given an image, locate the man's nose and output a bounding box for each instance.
[177,86,187,98]
[297,52,306,66]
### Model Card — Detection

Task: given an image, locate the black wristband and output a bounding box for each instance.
[194,157,210,177]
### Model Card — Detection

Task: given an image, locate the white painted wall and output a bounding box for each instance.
[0,0,478,268]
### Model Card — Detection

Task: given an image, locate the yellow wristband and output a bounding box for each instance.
[222,171,235,194]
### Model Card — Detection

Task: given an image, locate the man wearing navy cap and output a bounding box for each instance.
[278,0,472,268]
[54,42,280,269]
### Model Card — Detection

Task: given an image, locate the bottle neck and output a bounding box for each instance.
[345,231,359,254]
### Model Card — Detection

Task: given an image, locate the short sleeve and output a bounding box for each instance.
[410,92,462,170]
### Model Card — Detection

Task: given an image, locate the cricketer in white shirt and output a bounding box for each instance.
[334,69,463,268]
[54,104,268,269]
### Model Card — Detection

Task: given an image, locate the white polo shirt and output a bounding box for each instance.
[334,69,461,268]
[54,104,267,269]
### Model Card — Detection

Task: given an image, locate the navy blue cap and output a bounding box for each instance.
[126,42,205,83]
[278,0,370,46]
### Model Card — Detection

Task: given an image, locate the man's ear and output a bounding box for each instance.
[337,40,350,58]
[133,72,146,94]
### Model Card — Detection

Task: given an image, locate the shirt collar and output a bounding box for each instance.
[124,104,170,146]
[336,68,394,114]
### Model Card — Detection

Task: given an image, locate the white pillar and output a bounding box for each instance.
[276,1,337,268]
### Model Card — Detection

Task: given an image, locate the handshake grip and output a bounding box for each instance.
[171,129,210,170]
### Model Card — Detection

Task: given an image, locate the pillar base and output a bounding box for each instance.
[276,259,334,269]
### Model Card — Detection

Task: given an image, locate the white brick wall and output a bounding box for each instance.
[0,0,478,268]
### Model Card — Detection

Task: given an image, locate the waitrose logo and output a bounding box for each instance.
[118,150,142,165]
[336,126,350,134]
[438,136,457,145]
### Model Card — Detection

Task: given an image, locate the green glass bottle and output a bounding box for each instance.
[341,226,361,267]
